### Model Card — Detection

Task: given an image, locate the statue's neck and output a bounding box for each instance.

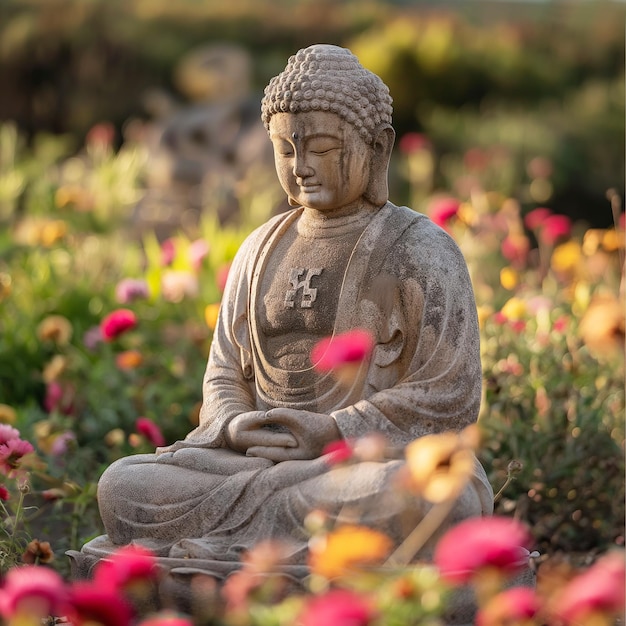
[298,204,380,238]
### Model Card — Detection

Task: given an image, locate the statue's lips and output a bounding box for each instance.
[299,184,321,192]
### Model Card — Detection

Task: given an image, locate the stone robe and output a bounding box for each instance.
[82,202,493,579]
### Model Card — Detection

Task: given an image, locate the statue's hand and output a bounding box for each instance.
[226,410,298,456]
[245,408,341,462]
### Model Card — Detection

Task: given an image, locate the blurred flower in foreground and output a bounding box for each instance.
[0,565,68,622]
[311,328,374,386]
[93,544,159,591]
[540,213,572,246]
[476,586,539,626]
[68,583,133,626]
[21,539,55,565]
[552,551,625,625]
[299,588,376,626]
[138,613,194,626]
[321,439,354,465]
[135,417,166,448]
[36,315,73,345]
[428,196,460,230]
[115,278,150,304]
[434,516,531,586]
[308,524,392,579]
[579,292,625,359]
[100,309,137,341]
[404,425,478,503]
[204,303,221,331]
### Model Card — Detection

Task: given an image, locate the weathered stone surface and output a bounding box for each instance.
[76,44,509,623]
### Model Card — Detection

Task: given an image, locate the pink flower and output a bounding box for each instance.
[93,545,159,592]
[540,213,571,246]
[311,329,374,372]
[161,270,198,303]
[216,263,231,293]
[50,431,76,456]
[83,325,103,350]
[477,587,540,626]
[0,485,9,501]
[398,132,431,155]
[523,207,552,231]
[43,380,75,414]
[0,438,35,473]
[501,234,530,268]
[86,121,115,150]
[189,239,210,271]
[0,565,68,619]
[322,439,354,465]
[68,582,133,626]
[554,551,625,624]
[552,315,569,333]
[100,309,137,341]
[138,614,194,626]
[434,516,532,585]
[160,238,176,266]
[0,424,20,445]
[463,147,490,172]
[115,278,149,304]
[299,589,376,626]
[135,417,166,448]
[429,197,460,229]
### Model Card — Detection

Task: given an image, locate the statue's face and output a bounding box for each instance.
[269,111,372,214]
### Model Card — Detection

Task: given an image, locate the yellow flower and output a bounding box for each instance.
[551,240,581,274]
[404,425,478,503]
[602,228,623,252]
[308,524,393,579]
[579,293,625,360]
[40,219,68,246]
[476,305,494,329]
[37,315,73,346]
[105,428,126,447]
[500,297,526,321]
[43,355,68,383]
[0,404,17,424]
[204,303,221,331]
[499,267,518,291]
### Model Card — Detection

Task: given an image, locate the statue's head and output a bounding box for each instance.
[261,44,395,210]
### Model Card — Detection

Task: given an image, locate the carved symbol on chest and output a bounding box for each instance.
[284,268,323,309]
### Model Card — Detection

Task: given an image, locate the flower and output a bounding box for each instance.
[135,417,166,448]
[540,214,572,246]
[161,238,176,266]
[523,207,552,231]
[36,315,73,345]
[0,485,9,500]
[21,539,55,564]
[429,196,460,229]
[189,238,210,270]
[42,354,68,383]
[434,516,532,585]
[551,240,581,275]
[138,613,195,626]
[398,132,431,155]
[321,439,354,465]
[116,350,144,370]
[579,293,625,359]
[100,309,137,341]
[310,329,374,385]
[50,431,76,456]
[501,234,530,268]
[86,121,115,149]
[68,582,133,626]
[0,404,16,424]
[500,297,526,321]
[161,270,199,302]
[0,437,35,474]
[308,524,393,579]
[477,587,540,626]
[83,325,103,350]
[115,278,150,304]
[0,565,68,620]
[553,551,626,625]
[404,425,478,503]
[299,589,376,626]
[216,263,231,292]
[499,267,518,291]
[0,424,20,444]
[93,544,159,591]
[43,380,75,414]
[204,303,221,331]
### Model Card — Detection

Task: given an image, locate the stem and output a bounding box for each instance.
[493,475,515,505]
[385,497,457,568]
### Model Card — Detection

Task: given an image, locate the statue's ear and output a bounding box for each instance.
[364,124,395,208]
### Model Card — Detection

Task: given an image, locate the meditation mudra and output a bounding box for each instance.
[84,44,493,579]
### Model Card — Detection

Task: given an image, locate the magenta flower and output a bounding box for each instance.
[100,309,137,341]
[189,238,210,271]
[0,438,35,474]
[138,614,195,626]
[135,417,166,448]
[0,565,68,620]
[321,439,354,465]
[554,551,625,625]
[540,213,572,246]
[523,207,552,231]
[115,278,149,304]
[50,431,76,456]
[477,587,540,626]
[311,329,374,372]
[500,234,530,267]
[299,589,376,626]
[434,516,532,585]
[68,582,133,626]
[429,196,460,229]
[398,132,431,155]
[0,485,9,501]
[43,380,75,415]
[160,238,176,266]
[0,424,20,445]
[93,544,159,591]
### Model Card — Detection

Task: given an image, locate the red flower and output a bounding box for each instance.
[0,438,35,474]
[0,485,9,500]
[68,582,133,626]
[0,565,68,619]
[299,589,376,626]
[434,516,532,585]
[93,544,159,591]
[524,207,552,231]
[477,587,540,626]
[501,234,530,268]
[539,214,571,246]
[554,551,625,624]
[429,197,460,229]
[321,439,354,465]
[100,309,137,341]
[311,329,374,372]
[398,132,431,155]
[135,417,166,448]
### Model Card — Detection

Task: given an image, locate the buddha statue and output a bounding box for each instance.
[75,44,494,602]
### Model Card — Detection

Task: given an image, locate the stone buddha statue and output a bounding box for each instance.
[75,44,493,599]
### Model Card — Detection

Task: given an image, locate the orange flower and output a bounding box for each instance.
[579,293,625,359]
[404,425,478,503]
[37,315,73,345]
[204,303,221,331]
[115,350,143,370]
[308,524,392,579]
[22,539,55,564]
